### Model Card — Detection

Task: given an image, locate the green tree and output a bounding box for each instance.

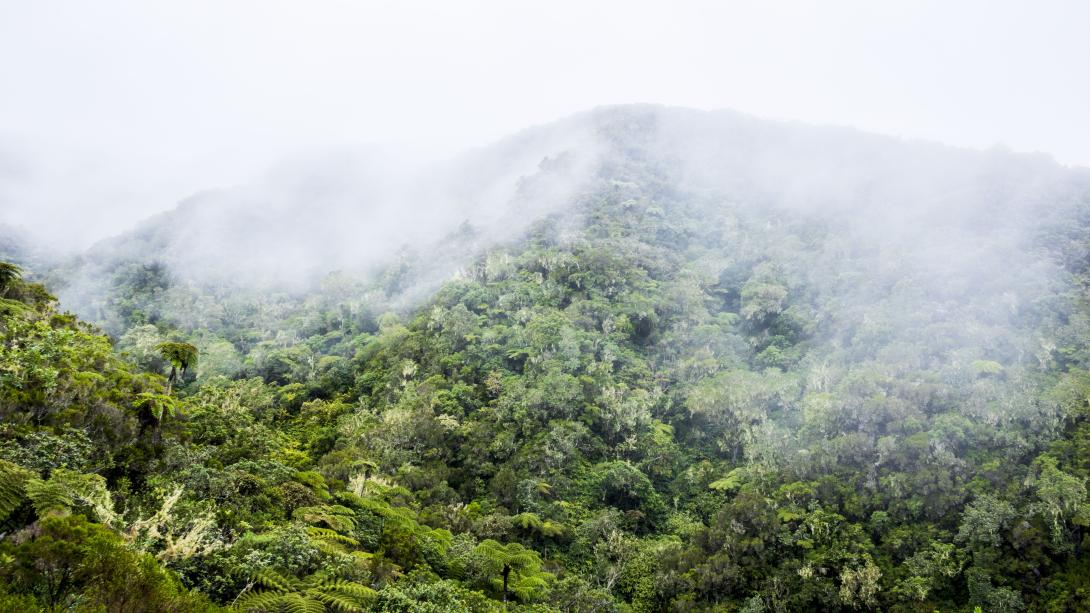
[472,540,549,603]
[0,514,214,611]
[0,261,21,294]
[0,459,34,523]
[1031,454,1089,548]
[156,341,199,394]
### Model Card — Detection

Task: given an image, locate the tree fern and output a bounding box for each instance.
[539,519,565,538]
[24,477,72,515]
[510,573,550,602]
[512,511,543,532]
[24,468,117,525]
[134,392,179,421]
[0,261,21,293]
[155,341,198,394]
[292,505,356,532]
[233,568,375,613]
[0,460,33,523]
[250,568,297,592]
[234,590,289,612]
[473,539,550,602]
[316,580,376,601]
[0,297,31,316]
[235,591,323,613]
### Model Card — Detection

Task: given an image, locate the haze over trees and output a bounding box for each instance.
[1,106,1090,611]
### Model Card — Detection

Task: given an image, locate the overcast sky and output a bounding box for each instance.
[2,0,1089,249]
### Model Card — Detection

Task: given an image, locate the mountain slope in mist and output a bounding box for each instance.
[4,106,1090,611]
[54,106,1089,330]
[56,105,1090,343]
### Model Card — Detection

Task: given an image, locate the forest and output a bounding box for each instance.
[1,106,1090,611]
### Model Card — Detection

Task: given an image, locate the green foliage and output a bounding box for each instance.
[0,261,21,294]
[157,341,199,390]
[0,459,33,523]
[293,505,357,532]
[24,468,118,525]
[5,120,1090,611]
[233,568,376,613]
[471,540,551,602]
[0,514,217,611]
[136,391,181,421]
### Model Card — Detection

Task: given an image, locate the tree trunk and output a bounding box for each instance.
[502,564,510,603]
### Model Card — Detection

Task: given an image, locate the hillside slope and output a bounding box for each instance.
[3,106,1090,611]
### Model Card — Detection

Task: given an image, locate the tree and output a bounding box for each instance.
[156,341,198,394]
[0,514,214,611]
[472,540,549,603]
[0,261,21,294]
[134,392,180,422]
[24,468,118,525]
[134,392,181,442]
[838,555,882,609]
[957,494,1016,550]
[0,261,32,315]
[1031,454,1089,548]
[0,459,34,523]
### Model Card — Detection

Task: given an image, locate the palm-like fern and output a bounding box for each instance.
[0,460,34,523]
[0,261,21,294]
[473,539,550,602]
[292,505,356,532]
[512,511,543,532]
[23,468,118,525]
[233,568,376,613]
[134,391,180,421]
[155,341,198,394]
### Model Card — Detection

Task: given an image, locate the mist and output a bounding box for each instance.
[5,5,1090,610]
[28,103,1083,343]
[3,0,1089,254]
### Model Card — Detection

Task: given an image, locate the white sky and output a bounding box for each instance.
[2,0,1089,248]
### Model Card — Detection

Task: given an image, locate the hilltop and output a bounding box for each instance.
[2,106,1090,611]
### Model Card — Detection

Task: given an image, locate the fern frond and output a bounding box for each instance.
[24,469,117,524]
[249,568,295,592]
[506,551,539,568]
[234,590,292,612]
[540,520,566,538]
[512,575,549,601]
[0,298,30,316]
[292,505,357,532]
[318,580,376,601]
[307,526,359,546]
[284,593,324,613]
[512,512,543,531]
[308,590,363,613]
[25,477,73,515]
[311,539,348,557]
[0,460,33,522]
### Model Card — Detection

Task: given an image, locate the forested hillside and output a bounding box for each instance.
[2,106,1090,611]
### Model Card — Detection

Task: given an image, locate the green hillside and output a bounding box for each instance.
[2,107,1090,611]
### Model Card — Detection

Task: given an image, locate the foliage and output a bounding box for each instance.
[233,568,376,613]
[2,113,1090,611]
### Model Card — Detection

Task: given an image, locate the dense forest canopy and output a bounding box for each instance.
[2,106,1090,611]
